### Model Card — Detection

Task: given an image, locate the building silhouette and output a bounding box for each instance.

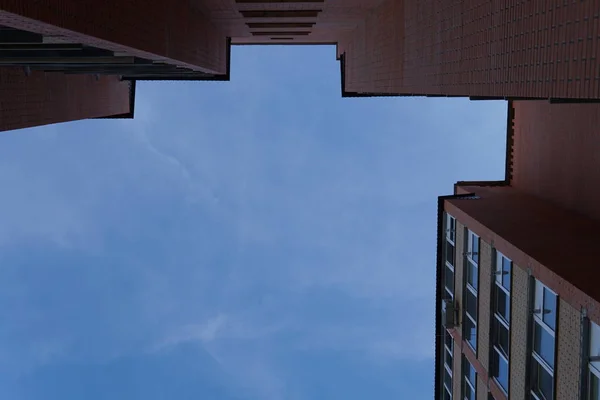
[0,0,599,131]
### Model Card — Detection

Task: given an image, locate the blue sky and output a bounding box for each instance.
[0,46,506,399]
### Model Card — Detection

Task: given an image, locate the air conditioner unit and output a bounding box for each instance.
[442,299,457,329]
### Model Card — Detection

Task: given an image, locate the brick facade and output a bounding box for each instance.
[556,299,582,400]
[453,341,463,399]
[476,376,487,400]
[512,100,600,221]
[339,0,600,99]
[477,240,492,371]
[455,221,465,328]
[0,67,132,132]
[509,263,530,400]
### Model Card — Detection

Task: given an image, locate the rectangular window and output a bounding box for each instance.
[444,213,456,300]
[491,252,511,394]
[444,264,454,299]
[463,357,477,400]
[446,214,456,244]
[531,280,557,400]
[467,230,479,264]
[465,314,477,351]
[463,229,479,352]
[445,240,455,267]
[442,330,453,400]
[587,321,600,400]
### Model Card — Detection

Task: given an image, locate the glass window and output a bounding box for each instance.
[467,230,479,263]
[444,367,452,392]
[463,357,477,400]
[534,322,555,369]
[494,319,509,356]
[590,371,600,400]
[446,214,456,243]
[467,260,478,291]
[588,321,600,400]
[501,257,511,289]
[444,331,453,368]
[464,381,475,400]
[492,349,509,392]
[465,317,477,350]
[531,357,553,400]
[542,288,557,331]
[495,286,510,323]
[496,252,511,290]
[443,387,452,400]
[466,289,477,320]
[445,264,454,298]
[446,240,455,267]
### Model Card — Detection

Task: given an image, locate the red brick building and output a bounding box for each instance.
[435,100,600,400]
[0,0,600,131]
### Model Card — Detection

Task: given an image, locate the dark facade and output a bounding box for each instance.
[0,0,599,131]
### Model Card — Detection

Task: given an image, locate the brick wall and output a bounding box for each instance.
[478,240,492,370]
[512,101,600,221]
[0,0,228,74]
[476,375,487,400]
[338,0,403,94]
[556,299,582,400]
[510,263,530,400]
[341,0,600,99]
[0,67,131,132]
[455,221,465,327]
[453,341,463,399]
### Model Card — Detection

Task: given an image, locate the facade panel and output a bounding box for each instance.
[477,240,492,369]
[556,299,582,400]
[509,263,530,400]
[455,221,465,328]
[0,66,131,132]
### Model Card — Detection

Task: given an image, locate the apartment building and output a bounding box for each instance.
[434,100,600,400]
[1,0,600,132]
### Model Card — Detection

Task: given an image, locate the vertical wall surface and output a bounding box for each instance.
[0,67,131,132]
[509,264,530,400]
[477,240,492,370]
[455,221,466,327]
[555,299,582,400]
[512,100,600,221]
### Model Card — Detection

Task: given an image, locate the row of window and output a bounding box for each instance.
[443,213,600,400]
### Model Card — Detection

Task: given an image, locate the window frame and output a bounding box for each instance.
[491,251,511,394]
[464,229,479,352]
[446,214,456,244]
[463,356,477,400]
[530,280,557,400]
[444,214,456,300]
[587,320,600,400]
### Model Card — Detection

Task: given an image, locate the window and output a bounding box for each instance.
[464,229,479,351]
[444,214,456,299]
[443,330,454,399]
[446,214,456,244]
[491,252,511,394]
[463,357,477,400]
[467,230,479,264]
[445,264,455,300]
[466,230,479,290]
[531,280,557,400]
[587,321,600,400]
